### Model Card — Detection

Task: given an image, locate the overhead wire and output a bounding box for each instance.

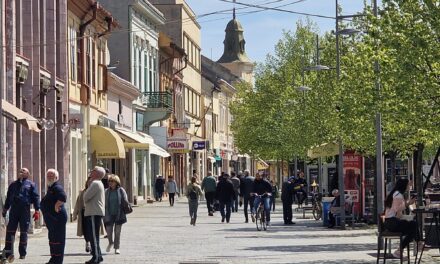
[2,0,345,49]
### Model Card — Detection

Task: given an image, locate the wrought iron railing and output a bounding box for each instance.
[141,91,173,110]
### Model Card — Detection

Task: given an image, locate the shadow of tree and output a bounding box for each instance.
[243,243,377,253]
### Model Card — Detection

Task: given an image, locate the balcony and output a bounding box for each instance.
[141,91,173,110]
[141,91,173,130]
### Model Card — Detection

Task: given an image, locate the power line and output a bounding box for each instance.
[219,0,336,20]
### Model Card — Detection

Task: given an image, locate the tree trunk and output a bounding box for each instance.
[414,143,424,206]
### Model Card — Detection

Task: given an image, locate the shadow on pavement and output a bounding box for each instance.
[243,242,377,253]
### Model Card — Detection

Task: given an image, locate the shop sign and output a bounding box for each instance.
[167,138,189,153]
[345,190,359,203]
[192,141,206,150]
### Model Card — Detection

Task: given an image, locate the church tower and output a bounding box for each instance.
[217,6,254,83]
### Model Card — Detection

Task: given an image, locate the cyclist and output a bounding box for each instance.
[251,172,272,225]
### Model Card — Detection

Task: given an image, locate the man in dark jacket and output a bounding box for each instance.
[241,170,255,223]
[251,172,273,225]
[281,177,296,225]
[215,174,235,223]
[2,168,40,262]
[41,169,67,264]
[154,175,165,202]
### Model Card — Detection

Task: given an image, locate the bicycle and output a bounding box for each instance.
[252,194,271,231]
[311,192,323,221]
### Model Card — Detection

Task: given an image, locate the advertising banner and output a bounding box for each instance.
[344,150,362,215]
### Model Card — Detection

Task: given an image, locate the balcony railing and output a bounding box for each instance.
[141,91,173,110]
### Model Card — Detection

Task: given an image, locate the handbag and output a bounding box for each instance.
[119,188,133,214]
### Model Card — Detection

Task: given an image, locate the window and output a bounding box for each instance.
[77,31,82,83]
[86,35,91,86]
[149,50,153,92]
[136,112,144,132]
[69,27,77,82]
[92,39,96,89]
[212,114,218,132]
[144,53,148,93]
[184,86,201,118]
[133,46,137,87]
[138,48,142,90]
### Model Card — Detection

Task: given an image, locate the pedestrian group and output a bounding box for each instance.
[1,166,131,264]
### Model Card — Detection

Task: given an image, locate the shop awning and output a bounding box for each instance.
[1,99,41,132]
[137,132,170,158]
[256,158,269,170]
[307,142,339,159]
[91,125,126,159]
[149,144,171,158]
[115,128,151,150]
[208,156,216,163]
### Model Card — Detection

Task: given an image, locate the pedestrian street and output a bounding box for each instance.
[17,198,432,264]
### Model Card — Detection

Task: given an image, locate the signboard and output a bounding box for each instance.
[192,141,206,150]
[167,138,189,153]
[345,189,359,203]
[256,159,269,170]
[343,150,362,215]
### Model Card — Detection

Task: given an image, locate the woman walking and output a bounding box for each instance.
[166,176,178,206]
[384,178,420,258]
[104,175,129,255]
[72,179,91,253]
[186,176,203,226]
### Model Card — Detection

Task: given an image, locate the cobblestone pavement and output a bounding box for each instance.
[10,198,440,264]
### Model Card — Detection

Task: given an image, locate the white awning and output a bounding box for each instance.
[115,128,152,149]
[208,156,216,163]
[137,131,170,158]
[149,144,171,158]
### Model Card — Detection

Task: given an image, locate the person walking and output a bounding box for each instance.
[270,180,279,212]
[230,172,240,212]
[201,171,217,216]
[215,174,236,223]
[1,167,40,262]
[73,179,91,253]
[241,170,255,223]
[281,177,295,225]
[104,175,129,255]
[41,169,67,264]
[165,176,177,206]
[186,176,203,226]
[154,175,165,202]
[83,166,106,264]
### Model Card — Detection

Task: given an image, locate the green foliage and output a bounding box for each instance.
[230,0,440,161]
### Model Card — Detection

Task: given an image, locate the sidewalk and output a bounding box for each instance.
[9,199,439,263]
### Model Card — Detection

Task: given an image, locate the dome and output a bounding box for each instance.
[225,19,243,32]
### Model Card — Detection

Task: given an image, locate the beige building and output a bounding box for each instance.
[151,0,204,184]
[67,0,123,208]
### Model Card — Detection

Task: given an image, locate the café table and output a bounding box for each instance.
[413,207,440,264]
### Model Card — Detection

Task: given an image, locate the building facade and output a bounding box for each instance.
[151,0,204,186]
[1,0,69,219]
[100,0,171,202]
[67,0,122,209]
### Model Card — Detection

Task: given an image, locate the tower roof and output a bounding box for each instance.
[217,17,251,63]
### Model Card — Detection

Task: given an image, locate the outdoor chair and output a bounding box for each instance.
[376,214,410,264]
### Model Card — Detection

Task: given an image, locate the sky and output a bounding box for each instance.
[184,0,377,63]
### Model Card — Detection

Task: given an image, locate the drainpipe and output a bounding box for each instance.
[79,3,97,173]
[97,16,113,38]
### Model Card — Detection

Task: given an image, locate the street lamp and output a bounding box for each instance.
[334,0,365,229]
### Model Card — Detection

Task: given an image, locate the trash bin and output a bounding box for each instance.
[322,197,334,226]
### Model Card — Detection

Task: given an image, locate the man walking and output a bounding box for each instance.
[281,177,296,225]
[154,175,165,202]
[2,168,40,262]
[201,171,217,216]
[83,166,106,264]
[230,172,240,212]
[41,169,67,264]
[241,170,255,223]
[215,174,235,223]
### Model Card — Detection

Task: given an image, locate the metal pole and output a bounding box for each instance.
[336,0,346,229]
[373,0,384,220]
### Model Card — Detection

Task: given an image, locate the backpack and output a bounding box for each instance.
[189,188,197,200]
